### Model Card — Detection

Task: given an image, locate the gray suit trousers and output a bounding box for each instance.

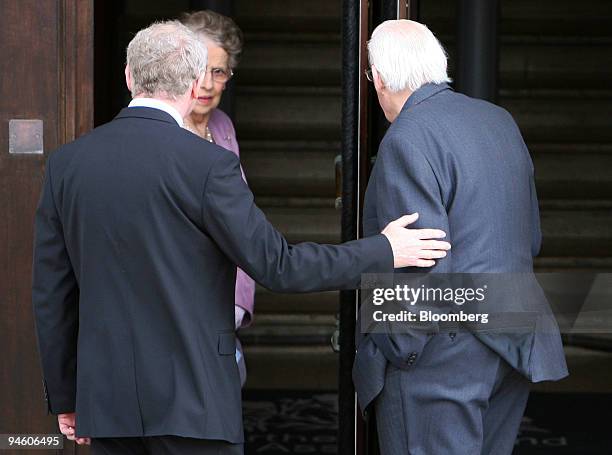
[375,332,530,455]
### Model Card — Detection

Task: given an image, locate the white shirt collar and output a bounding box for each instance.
[128,98,184,127]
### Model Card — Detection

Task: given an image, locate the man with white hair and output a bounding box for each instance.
[31,20,452,455]
[353,20,567,454]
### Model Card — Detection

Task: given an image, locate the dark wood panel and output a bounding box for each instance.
[0,0,93,448]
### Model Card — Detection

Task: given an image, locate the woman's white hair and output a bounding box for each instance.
[126,20,208,99]
[368,20,451,93]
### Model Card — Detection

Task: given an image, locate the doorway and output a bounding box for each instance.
[94,0,347,453]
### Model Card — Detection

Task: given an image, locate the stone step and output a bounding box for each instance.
[255,204,612,258]
[242,345,612,392]
[235,83,612,101]
[254,197,336,208]
[235,0,340,34]
[540,209,612,257]
[496,97,611,143]
[240,314,336,346]
[499,89,612,100]
[242,150,336,197]
[254,288,339,315]
[534,154,612,200]
[540,200,612,211]
[237,42,340,86]
[260,206,340,244]
[235,92,612,143]
[243,345,338,390]
[531,345,612,393]
[236,0,612,39]
[237,41,612,90]
[498,45,612,89]
[241,145,612,200]
[531,144,612,154]
[535,257,612,271]
[235,90,340,141]
[422,0,612,38]
[240,142,612,158]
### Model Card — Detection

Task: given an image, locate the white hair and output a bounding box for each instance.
[126,20,208,99]
[368,20,451,93]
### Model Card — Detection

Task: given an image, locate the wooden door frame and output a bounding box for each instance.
[60,0,95,142]
[339,1,419,454]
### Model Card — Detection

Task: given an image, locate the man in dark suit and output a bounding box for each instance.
[352,20,568,454]
[31,21,451,455]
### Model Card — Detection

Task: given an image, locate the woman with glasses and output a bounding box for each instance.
[180,10,254,387]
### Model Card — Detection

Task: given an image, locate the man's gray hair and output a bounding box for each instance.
[126,20,208,99]
[368,20,451,93]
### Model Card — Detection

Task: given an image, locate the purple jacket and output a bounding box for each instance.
[208,109,256,327]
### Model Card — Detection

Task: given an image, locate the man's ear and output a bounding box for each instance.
[125,65,133,93]
[372,66,385,92]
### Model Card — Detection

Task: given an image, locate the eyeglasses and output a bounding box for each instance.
[208,67,234,83]
[364,68,373,82]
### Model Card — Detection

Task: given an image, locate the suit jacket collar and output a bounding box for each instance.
[402,82,452,112]
[114,106,180,126]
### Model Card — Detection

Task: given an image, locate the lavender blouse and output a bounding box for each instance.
[207,109,256,327]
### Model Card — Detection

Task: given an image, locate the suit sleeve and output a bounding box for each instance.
[511,118,541,258]
[526,147,542,257]
[201,151,394,293]
[31,158,79,415]
[374,134,452,272]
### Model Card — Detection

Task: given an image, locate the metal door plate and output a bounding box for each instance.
[9,119,44,154]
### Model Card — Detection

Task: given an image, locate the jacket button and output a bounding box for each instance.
[406,352,418,365]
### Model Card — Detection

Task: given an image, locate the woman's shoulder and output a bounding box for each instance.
[210,108,235,132]
[209,108,239,154]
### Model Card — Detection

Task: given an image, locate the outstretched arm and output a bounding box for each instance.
[201,151,450,292]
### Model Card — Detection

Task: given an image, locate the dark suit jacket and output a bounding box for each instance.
[353,83,568,413]
[32,107,393,441]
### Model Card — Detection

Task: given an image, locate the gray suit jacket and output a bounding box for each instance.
[353,83,568,413]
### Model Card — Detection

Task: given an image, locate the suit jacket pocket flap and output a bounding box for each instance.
[218,332,236,355]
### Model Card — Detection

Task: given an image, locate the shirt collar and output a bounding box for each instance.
[128,98,184,127]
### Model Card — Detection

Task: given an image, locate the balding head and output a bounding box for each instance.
[368,20,450,93]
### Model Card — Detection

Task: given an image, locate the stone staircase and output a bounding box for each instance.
[233,0,343,389]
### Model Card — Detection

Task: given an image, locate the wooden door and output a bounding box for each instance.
[0,0,93,451]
